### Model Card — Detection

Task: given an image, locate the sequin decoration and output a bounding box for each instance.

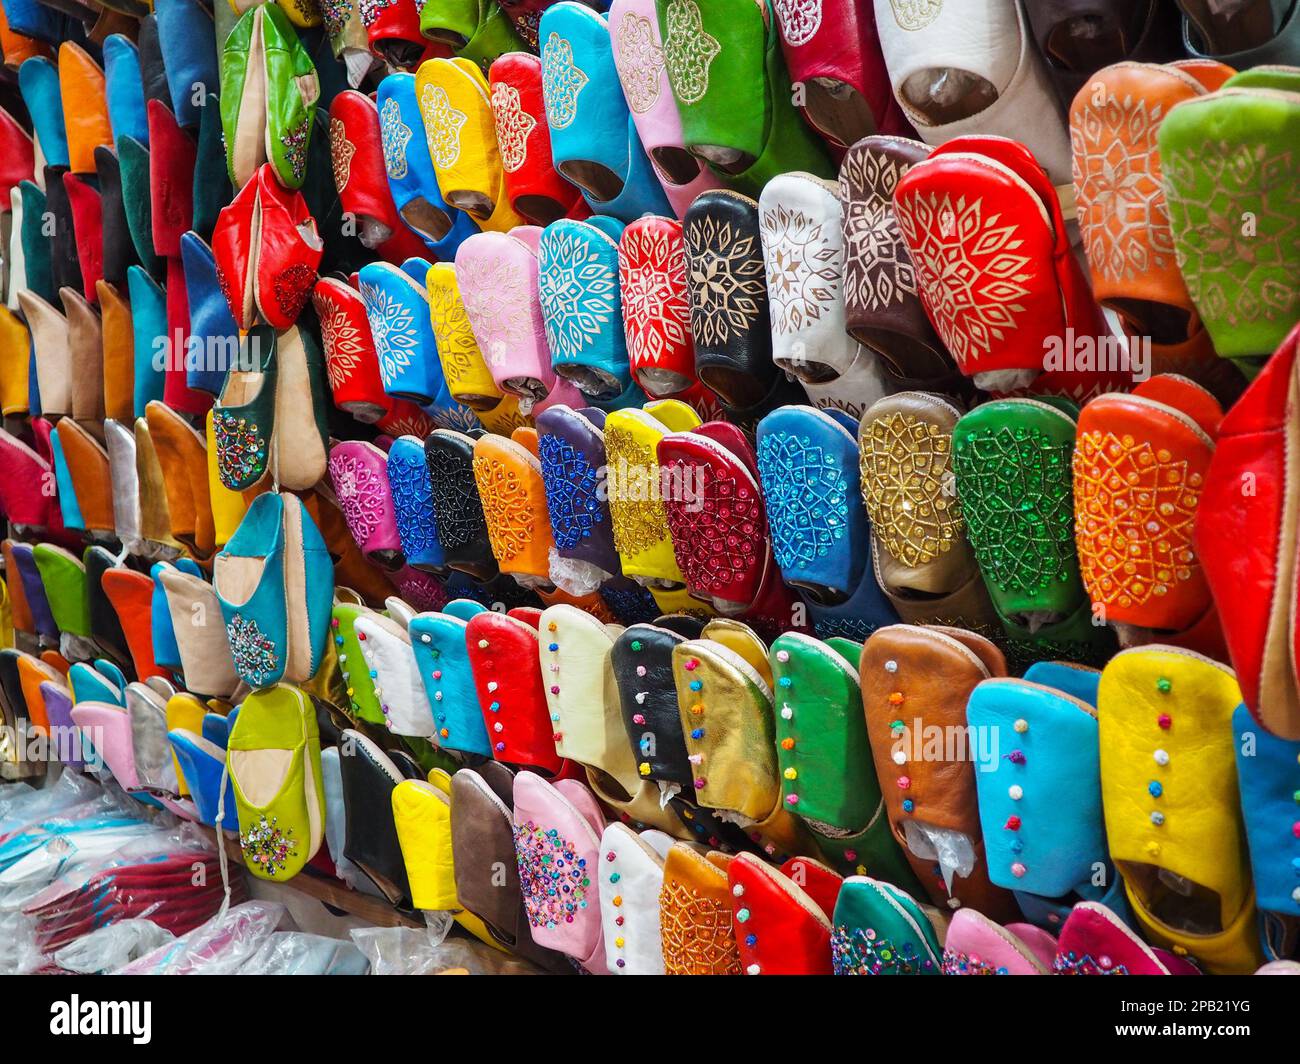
[329,117,355,193]
[660,454,766,596]
[538,433,604,551]
[600,581,658,624]
[941,950,1009,975]
[213,410,268,489]
[419,83,466,171]
[659,879,743,975]
[227,613,280,687]
[331,451,388,545]
[279,115,311,186]
[240,814,298,878]
[473,454,535,564]
[379,96,411,180]
[389,449,439,561]
[1054,951,1131,975]
[273,263,316,322]
[859,412,963,567]
[613,11,664,114]
[514,820,591,929]
[952,423,1076,595]
[831,925,936,975]
[1073,431,1202,610]
[541,32,588,131]
[662,0,720,106]
[489,81,535,174]
[757,431,850,570]
[605,425,671,560]
[319,0,352,38]
[359,0,396,26]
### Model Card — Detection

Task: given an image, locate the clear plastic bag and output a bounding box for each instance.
[237,931,370,975]
[113,901,288,975]
[350,915,543,975]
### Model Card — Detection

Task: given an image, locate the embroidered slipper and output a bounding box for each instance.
[448,763,573,970]
[156,562,241,698]
[729,850,832,974]
[860,623,1019,919]
[420,0,524,68]
[1074,380,1219,640]
[682,190,799,418]
[759,174,891,416]
[657,423,771,611]
[616,216,698,399]
[1197,325,1300,738]
[386,434,444,571]
[313,276,388,421]
[876,0,1072,192]
[466,609,569,774]
[424,428,498,578]
[456,227,577,412]
[220,3,320,190]
[1158,84,1300,362]
[229,684,325,881]
[775,0,910,149]
[365,0,436,70]
[376,71,480,259]
[1232,703,1300,959]
[967,676,1112,914]
[536,405,619,585]
[1054,900,1197,974]
[472,431,556,584]
[416,56,524,233]
[146,400,216,559]
[539,3,672,221]
[830,875,941,975]
[330,439,405,567]
[358,259,444,405]
[656,844,741,973]
[893,135,1106,391]
[769,631,919,888]
[658,0,832,195]
[488,52,589,226]
[512,768,608,971]
[425,260,506,414]
[327,89,426,262]
[538,217,634,403]
[1099,646,1263,974]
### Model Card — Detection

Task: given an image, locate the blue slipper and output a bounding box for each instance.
[103,34,150,145]
[154,0,219,129]
[18,56,69,169]
[168,728,238,830]
[358,259,446,406]
[387,434,444,570]
[180,231,239,398]
[538,3,672,222]
[128,265,168,417]
[408,602,492,756]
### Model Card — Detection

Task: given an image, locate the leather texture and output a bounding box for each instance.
[729,851,832,975]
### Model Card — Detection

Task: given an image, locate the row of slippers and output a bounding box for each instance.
[5,594,1299,974]
[7,320,1300,743]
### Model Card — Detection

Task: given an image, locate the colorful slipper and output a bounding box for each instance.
[359,259,444,405]
[830,875,941,975]
[409,603,492,755]
[488,52,589,226]
[941,906,1054,975]
[424,428,498,578]
[229,684,325,881]
[617,216,698,398]
[156,562,241,698]
[330,439,405,567]
[658,844,742,973]
[536,405,619,585]
[729,850,833,975]
[472,430,556,584]
[425,260,506,412]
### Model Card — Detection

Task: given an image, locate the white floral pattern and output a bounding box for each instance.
[490,81,535,173]
[380,96,411,180]
[620,224,691,367]
[614,11,664,114]
[538,227,618,361]
[839,146,918,311]
[313,291,369,390]
[761,202,841,335]
[542,32,588,130]
[420,82,467,171]
[361,280,422,387]
[774,0,822,45]
[888,0,943,31]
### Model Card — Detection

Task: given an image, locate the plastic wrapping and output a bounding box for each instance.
[548,549,609,597]
[903,819,976,896]
[115,901,288,975]
[52,919,177,974]
[239,931,370,974]
[350,916,544,975]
